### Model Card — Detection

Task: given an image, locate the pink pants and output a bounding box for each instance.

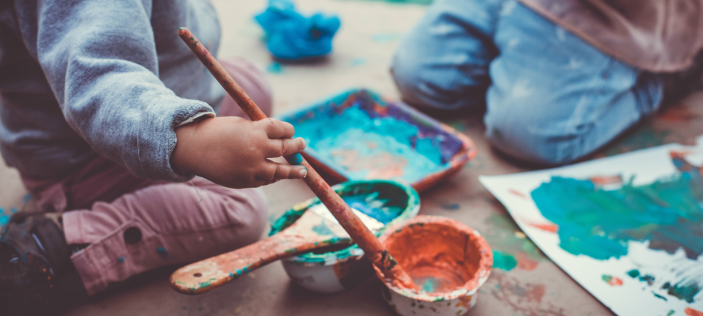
[22,57,273,296]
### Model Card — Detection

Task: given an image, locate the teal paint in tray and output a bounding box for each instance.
[278,89,474,190]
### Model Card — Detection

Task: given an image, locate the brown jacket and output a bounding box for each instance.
[518,0,703,73]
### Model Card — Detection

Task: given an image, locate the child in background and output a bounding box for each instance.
[0,0,307,314]
[392,0,703,165]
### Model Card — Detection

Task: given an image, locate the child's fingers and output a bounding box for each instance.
[259,118,295,139]
[257,161,308,181]
[265,137,306,158]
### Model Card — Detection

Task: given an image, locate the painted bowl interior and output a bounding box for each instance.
[375,216,493,301]
[269,180,420,265]
[277,88,476,192]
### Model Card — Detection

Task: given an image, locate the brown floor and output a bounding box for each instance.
[1,0,702,315]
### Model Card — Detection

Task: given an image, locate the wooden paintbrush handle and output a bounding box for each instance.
[171,232,313,294]
[177,28,416,291]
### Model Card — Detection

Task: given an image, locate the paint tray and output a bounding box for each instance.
[278,88,476,192]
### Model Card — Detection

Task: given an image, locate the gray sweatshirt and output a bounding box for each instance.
[0,0,224,182]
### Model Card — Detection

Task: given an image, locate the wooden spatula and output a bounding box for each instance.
[170,205,383,294]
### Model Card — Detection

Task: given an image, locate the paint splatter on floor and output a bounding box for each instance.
[266,62,283,74]
[350,57,367,66]
[489,272,563,316]
[686,307,703,316]
[0,208,9,227]
[442,203,460,210]
[483,213,548,272]
[492,250,517,271]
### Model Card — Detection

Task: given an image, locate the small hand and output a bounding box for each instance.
[172,116,307,188]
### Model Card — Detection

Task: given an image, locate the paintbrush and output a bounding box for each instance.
[171,205,383,294]
[170,28,417,294]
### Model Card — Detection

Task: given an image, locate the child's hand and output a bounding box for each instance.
[172,117,307,188]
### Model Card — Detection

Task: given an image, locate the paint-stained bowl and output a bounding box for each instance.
[269,180,420,293]
[277,88,477,193]
[374,215,493,316]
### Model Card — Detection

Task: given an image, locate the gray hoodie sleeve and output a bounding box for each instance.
[34,0,215,182]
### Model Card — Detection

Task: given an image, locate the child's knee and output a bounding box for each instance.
[236,187,269,244]
[485,113,588,166]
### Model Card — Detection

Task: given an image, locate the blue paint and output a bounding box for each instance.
[255,0,340,60]
[342,191,403,224]
[286,153,303,165]
[266,62,283,74]
[350,57,367,66]
[118,256,125,263]
[157,247,168,258]
[0,207,8,227]
[292,106,443,183]
[442,203,460,210]
[23,194,31,203]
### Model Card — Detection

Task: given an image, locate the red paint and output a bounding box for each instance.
[606,277,623,286]
[508,189,526,199]
[516,252,539,271]
[175,28,416,292]
[589,175,623,186]
[523,220,558,233]
[490,272,564,316]
[374,216,493,298]
[686,307,703,316]
[526,284,546,303]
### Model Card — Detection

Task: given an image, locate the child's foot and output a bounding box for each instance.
[0,212,87,315]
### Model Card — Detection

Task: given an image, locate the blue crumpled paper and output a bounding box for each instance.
[254,0,341,60]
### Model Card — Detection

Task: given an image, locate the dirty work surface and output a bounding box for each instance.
[0,0,700,315]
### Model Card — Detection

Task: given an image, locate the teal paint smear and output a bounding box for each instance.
[530,153,703,303]
[292,106,443,183]
[312,221,334,235]
[0,208,9,227]
[627,269,640,278]
[266,62,283,74]
[342,191,403,224]
[652,291,668,301]
[492,250,517,271]
[663,281,701,303]
[531,175,703,260]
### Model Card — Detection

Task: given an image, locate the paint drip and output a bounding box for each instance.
[292,106,444,183]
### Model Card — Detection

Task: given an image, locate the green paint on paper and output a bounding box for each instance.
[492,250,517,271]
[652,291,668,301]
[531,175,703,260]
[663,281,701,303]
[531,153,703,303]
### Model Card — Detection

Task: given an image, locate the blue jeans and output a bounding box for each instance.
[392,0,663,165]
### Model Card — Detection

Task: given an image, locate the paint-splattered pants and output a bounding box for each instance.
[21,57,272,296]
[392,0,664,165]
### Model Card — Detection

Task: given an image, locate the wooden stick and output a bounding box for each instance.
[176,27,416,291]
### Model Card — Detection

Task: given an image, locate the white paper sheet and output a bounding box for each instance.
[480,143,703,315]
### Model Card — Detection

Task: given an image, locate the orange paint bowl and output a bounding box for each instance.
[374,215,493,316]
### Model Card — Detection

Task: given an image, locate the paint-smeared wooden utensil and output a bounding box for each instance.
[171,28,417,294]
[172,205,382,294]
